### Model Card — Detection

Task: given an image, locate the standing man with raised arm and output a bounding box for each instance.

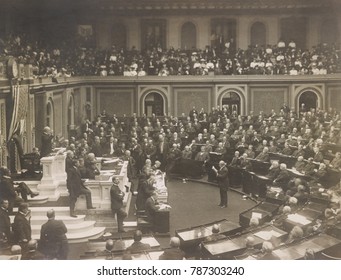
[212,160,229,208]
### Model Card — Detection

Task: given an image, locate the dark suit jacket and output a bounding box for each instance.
[65,157,74,173]
[216,166,229,190]
[91,143,103,157]
[145,196,159,224]
[0,177,17,201]
[41,132,53,157]
[12,212,31,243]
[40,219,68,243]
[0,207,11,240]
[110,184,124,210]
[266,167,280,181]
[255,152,270,162]
[159,247,185,260]
[39,219,68,259]
[275,170,291,184]
[156,141,169,162]
[66,166,86,198]
[126,241,151,253]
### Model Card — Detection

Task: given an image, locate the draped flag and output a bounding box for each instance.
[7,83,29,141]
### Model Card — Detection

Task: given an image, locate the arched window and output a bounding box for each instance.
[46,100,54,132]
[112,23,127,49]
[181,22,197,50]
[321,19,340,45]
[251,22,266,46]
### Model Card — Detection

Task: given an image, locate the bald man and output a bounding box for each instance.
[39,209,68,259]
[159,237,185,260]
[212,161,229,208]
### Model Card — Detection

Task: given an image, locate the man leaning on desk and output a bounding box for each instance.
[145,192,171,232]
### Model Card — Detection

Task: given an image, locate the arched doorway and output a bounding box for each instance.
[181,22,197,50]
[46,99,54,132]
[221,92,241,115]
[251,22,266,46]
[144,92,164,117]
[299,91,318,112]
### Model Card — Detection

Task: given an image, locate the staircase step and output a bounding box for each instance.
[10,215,86,225]
[32,227,106,244]
[31,221,96,235]
[27,196,49,205]
[13,206,71,216]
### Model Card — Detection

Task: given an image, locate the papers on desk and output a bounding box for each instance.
[254,230,282,241]
[269,187,282,193]
[103,158,120,164]
[287,214,311,225]
[124,237,160,248]
[288,169,303,176]
[252,212,263,219]
[159,204,171,210]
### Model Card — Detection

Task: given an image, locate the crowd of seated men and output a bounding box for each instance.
[61,105,341,181]
[1,33,340,78]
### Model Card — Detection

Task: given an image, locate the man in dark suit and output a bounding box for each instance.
[91,136,103,157]
[40,126,54,158]
[39,209,68,260]
[155,135,169,170]
[266,161,280,181]
[125,230,151,254]
[255,147,270,162]
[212,160,229,208]
[66,160,95,217]
[145,192,160,230]
[159,237,185,260]
[136,175,156,211]
[0,199,11,246]
[110,177,127,233]
[65,150,75,173]
[0,167,38,213]
[273,163,291,191]
[12,203,31,250]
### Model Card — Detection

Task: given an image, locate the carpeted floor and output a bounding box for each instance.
[167,179,255,232]
[129,178,256,248]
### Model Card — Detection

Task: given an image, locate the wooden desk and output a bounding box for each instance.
[176,219,241,248]
[87,236,160,252]
[273,233,341,260]
[202,225,287,259]
[239,202,279,228]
